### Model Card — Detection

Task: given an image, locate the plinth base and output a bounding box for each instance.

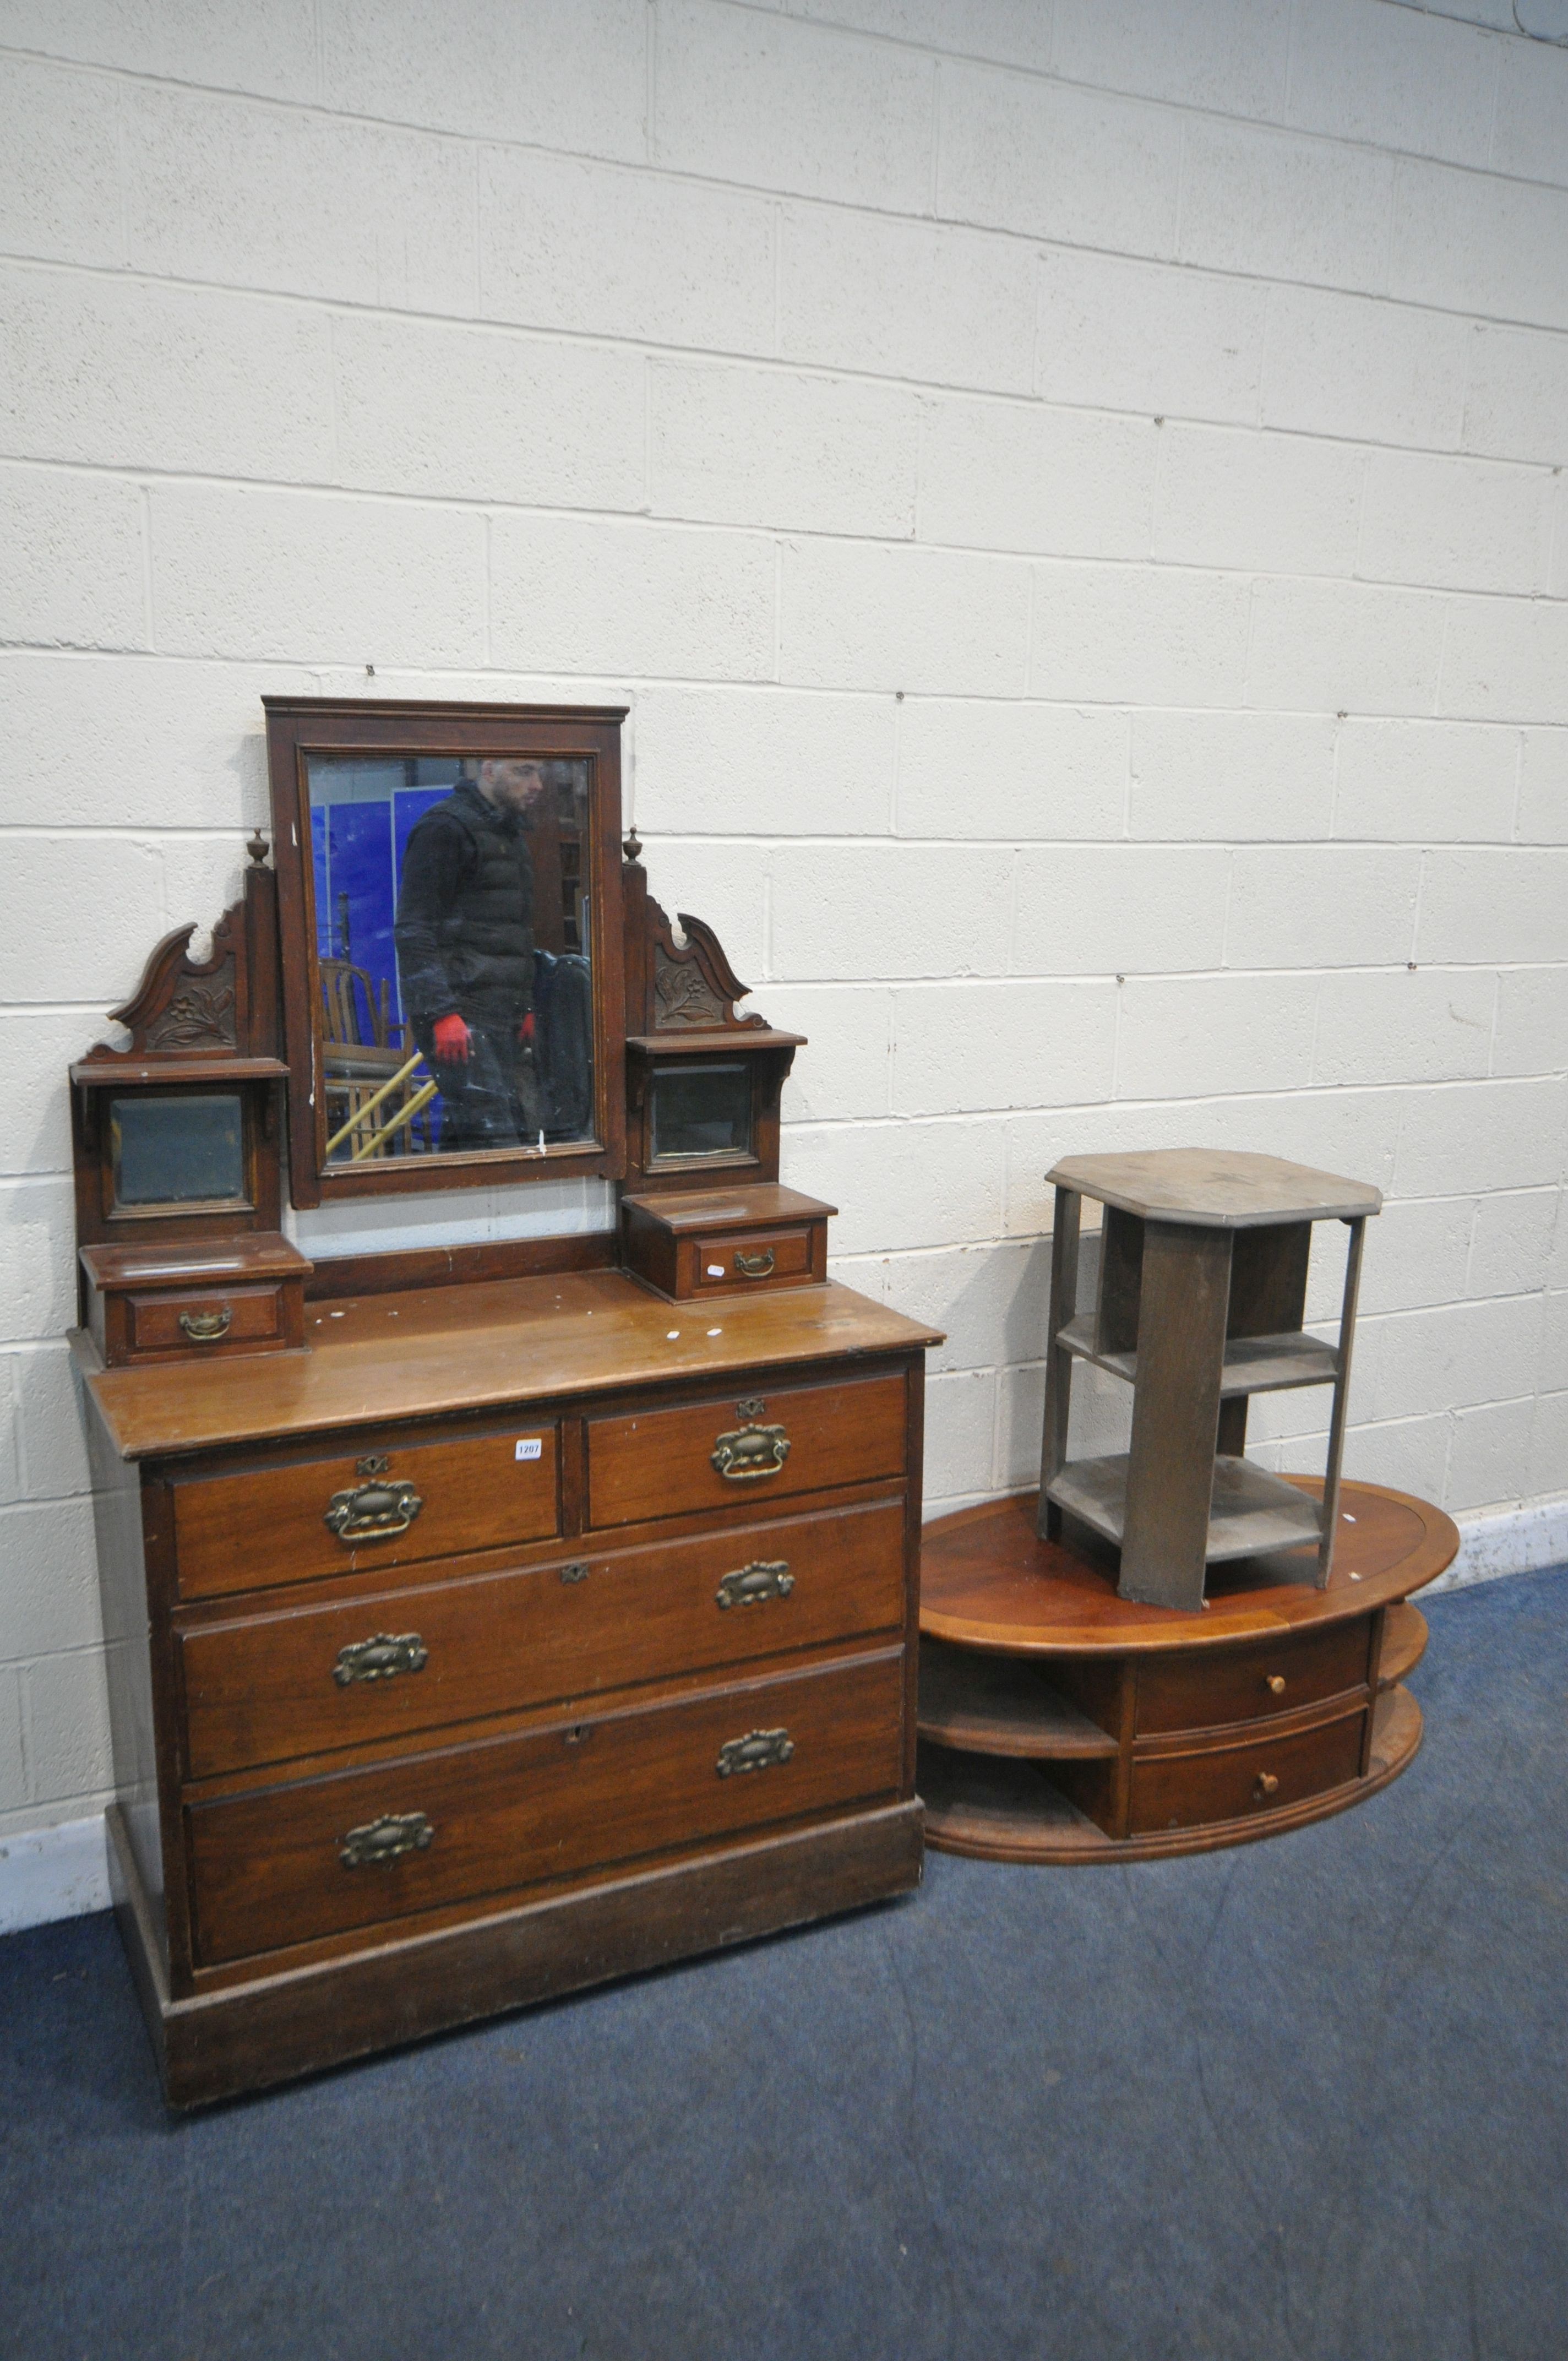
[918,1478,1456,1865]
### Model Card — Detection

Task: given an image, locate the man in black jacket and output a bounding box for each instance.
[393,758,547,1151]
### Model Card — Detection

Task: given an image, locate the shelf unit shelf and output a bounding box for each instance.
[1056,1315,1339,1398]
[1047,1450,1324,1563]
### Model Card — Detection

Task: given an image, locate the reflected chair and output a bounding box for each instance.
[319,958,437,1161]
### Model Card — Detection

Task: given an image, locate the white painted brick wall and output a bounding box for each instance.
[1,0,1565,1851]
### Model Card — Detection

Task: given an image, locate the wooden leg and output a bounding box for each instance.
[1119,1222,1232,1613]
[1317,1217,1366,1588]
[1216,1396,1248,1457]
[1037,1188,1081,1542]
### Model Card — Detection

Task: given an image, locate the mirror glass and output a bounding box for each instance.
[650,1059,753,1163]
[304,754,594,1167]
[111,1094,246,1209]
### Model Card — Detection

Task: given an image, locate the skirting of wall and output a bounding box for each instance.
[0,1812,110,1937]
[1427,1495,1568,1597]
[2,1492,1564,1937]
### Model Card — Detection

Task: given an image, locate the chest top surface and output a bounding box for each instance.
[84,1269,940,1462]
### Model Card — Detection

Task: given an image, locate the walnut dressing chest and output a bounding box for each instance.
[69,699,940,2106]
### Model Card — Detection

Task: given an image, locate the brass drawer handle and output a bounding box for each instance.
[710,1421,791,1482]
[734,1249,775,1278]
[716,1559,794,1610]
[1265,1674,1286,1696]
[1254,1772,1280,1802]
[178,1307,232,1341]
[340,1810,433,1868]
[717,1727,794,1778]
[324,1455,424,1542]
[333,1631,428,1688]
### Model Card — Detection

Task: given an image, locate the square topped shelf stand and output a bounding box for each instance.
[1039,1149,1382,1613]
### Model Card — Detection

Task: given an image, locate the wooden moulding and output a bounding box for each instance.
[108,1796,923,2108]
[304,1230,617,1302]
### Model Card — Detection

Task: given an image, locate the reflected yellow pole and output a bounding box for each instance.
[350,1079,439,1162]
[325,1050,426,1157]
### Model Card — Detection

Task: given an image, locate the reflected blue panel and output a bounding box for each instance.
[311,803,330,961]
[325,801,396,1034]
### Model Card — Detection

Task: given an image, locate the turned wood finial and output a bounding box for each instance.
[623,828,643,863]
[247,829,269,866]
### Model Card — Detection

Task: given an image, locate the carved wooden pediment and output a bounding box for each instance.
[649,896,769,1033]
[107,918,239,1056]
[73,837,281,1078]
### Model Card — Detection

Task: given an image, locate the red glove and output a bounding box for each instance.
[431,1013,471,1064]
[518,1011,535,1047]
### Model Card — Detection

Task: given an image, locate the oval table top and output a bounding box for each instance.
[920,1479,1458,1657]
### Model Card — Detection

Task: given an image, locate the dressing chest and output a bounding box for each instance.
[71,700,938,2106]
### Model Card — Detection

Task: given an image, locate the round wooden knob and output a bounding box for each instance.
[1254,1772,1280,1800]
[1265,1674,1286,1695]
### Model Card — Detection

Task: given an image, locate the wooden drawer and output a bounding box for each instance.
[620,1185,832,1302]
[692,1225,818,1292]
[1134,1618,1371,1736]
[187,1649,905,1965]
[587,1373,906,1530]
[129,1285,286,1357]
[179,1497,908,1780]
[173,1426,561,1602]
[1129,1706,1366,1836]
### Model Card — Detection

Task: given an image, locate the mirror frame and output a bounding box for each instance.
[264,697,628,1208]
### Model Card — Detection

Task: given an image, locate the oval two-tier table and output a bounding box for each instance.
[918,1478,1458,1863]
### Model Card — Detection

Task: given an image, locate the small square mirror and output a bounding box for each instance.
[110,1094,247,1211]
[649,1060,753,1163]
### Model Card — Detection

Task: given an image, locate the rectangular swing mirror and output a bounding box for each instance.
[265,699,628,1207]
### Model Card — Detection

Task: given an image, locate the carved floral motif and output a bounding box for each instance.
[654,947,728,1027]
[143,966,238,1051]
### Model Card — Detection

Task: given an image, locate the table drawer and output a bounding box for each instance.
[691,1225,819,1293]
[1134,1619,1371,1737]
[173,1426,560,1602]
[1129,1706,1366,1836]
[187,1649,905,1965]
[587,1374,906,1530]
[128,1285,285,1358]
[179,1497,908,1780]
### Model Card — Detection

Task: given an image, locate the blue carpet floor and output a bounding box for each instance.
[3,1565,1565,2361]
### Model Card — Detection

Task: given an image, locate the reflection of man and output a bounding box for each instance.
[393,759,547,1151]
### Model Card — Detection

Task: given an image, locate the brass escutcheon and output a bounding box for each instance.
[559,1561,590,1584]
[178,1307,232,1342]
